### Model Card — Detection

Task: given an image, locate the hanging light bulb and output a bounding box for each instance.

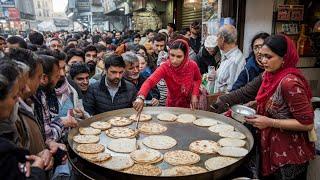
[184,0,201,9]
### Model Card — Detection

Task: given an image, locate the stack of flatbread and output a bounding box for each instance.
[138,122,167,135]
[106,127,136,138]
[164,150,200,166]
[142,135,177,150]
[162,166,207,176]
[129,114,152,122]
[108,117,133,126]
[73,134,100,144]
[189,140,220,154]
[123,164,162,176]
[157,113,177,122]
[130,149,163,164]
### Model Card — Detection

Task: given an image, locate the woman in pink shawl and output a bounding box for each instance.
[133,39,202,112]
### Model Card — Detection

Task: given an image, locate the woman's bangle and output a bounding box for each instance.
[272,119,276,128]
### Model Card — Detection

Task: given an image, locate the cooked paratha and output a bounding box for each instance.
[79,127,101,135]
[208,124,235,133]
[107,138,137,153]
[108,117,133,126]
[219,131,246,139]
[138,122,167,135]
[176,114,196,123]
[205,156,239,171]
[218,138,246,147]
[157,113,177,122]
[193,118,219,127]
[123,164,162,176]
[79,152,111,162]
[106,127,136,138]
[142,135,177,150]
[217,147,248,157]
[130,149,162,164]
[162,166,207,176]
[76,144,105,154]
[73,134,100,144]
[100,156,134,171]
[129,114,152,122]
[90,121,112,130]
[164,150,200,166]
[189,140,220,154]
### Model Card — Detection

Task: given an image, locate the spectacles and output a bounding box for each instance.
[253,45,263,51]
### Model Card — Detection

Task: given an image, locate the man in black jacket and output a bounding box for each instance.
[122,52,160,106]
[84,55,137,115]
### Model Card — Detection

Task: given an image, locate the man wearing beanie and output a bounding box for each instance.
[195,35,221,74]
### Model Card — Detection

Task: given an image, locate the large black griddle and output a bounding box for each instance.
[67,107,254,180]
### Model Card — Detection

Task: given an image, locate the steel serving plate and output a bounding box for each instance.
[67,107,254,180]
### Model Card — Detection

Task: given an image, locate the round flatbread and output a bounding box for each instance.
[100,156,134,171]
[129,114,152,122]
[107,138,137,153]
[217,147,248,157]
[138,122,167,135]
[79,127,101,135]
[208,124,235,133]
[176,114,197,123]
[90,121,112,130]
[142,135,177,150]
[76,144,105,154]
[79,153,111,162]
[108,117,133,126]
[189,140,220,154]
[123,164,162,176]
[219,131,246,139]
[157,113,177,122]
[73,134,100,144]
[162,166,207,176]
[164,150,200,166]
[218,138,246,147]
[193,118,219,127]
[205,156,239,171]
[106,127,136,138]
[130,149,162,164]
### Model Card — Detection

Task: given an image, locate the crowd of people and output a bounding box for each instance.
[0,20,316,180]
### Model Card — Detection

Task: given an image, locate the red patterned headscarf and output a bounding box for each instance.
[255,35,312,115]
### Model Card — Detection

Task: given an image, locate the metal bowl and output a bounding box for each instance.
[231,105,256,123]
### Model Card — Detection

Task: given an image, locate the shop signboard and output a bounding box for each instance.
[0,0,15,8]
[77,0,91,13]
[54,19,70,27]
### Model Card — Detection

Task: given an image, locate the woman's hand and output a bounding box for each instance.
[245,115,273,129]
[61,116,78,128]
[133,98,144,112]
[26,155,45,170]
[37,149,54,170]
[151,98,159,106]
[190,95,198,110]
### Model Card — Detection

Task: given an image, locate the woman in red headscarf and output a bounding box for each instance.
[133,39,202,111]
[245,35,315,179]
